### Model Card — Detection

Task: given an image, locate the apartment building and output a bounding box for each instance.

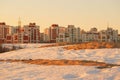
[49,24,59,43]
[81,28,99,42]
[118,34,120,42]
[56,27,66,42]
[40,33,44,42]
[24,23,40,43]
[65,25,81,43]
[44,28,50,42]
[99,28,118,42]
[0,22,10,43]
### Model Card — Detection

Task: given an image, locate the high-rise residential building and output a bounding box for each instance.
[99,27,118,42]
[17,18,23,43]
[6,34,13,43]
[81,28,99,42]
[10,26,18,34]
[0,22,10,43]
[99,30,107,42]
[118,34,120,42]
[75,27,81,43]
[44,28,50,42]
[56,27,66,42]
[65,25,81,43]
[24,23,40,43]
[49,24,59,43]
[81,32,99,42]
[16,19,29,43]
[40,33,44,42]
[106,27,118,42]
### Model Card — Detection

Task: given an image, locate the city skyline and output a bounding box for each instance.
[0,22,119,44]
[0,0,120,32]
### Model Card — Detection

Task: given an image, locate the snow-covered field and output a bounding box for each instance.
[0,47,120,64]
[0,44,120,80]
[0,62,120,80]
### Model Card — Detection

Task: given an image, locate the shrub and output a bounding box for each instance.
[63,42,119,50]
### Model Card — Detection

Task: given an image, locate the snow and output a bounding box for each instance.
[0,62,120,80]
[0,44,120,80]
[2,43,54,49]
[0,46,120,64]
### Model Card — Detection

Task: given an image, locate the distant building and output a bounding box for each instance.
[99,28,118,42]
[12,33,18,43]
[24,23,40,43]
[6,34,13,43]
[6,22,40,43]
[65,25,81,43]
[0,21,119,44]
[49,24,59,43]
[106,27,118,42]
[44,28,50,42]
[81,32,99,42]
[0,22,10,43]
[99,30,108,42]
[56,27,66,43]
[118,34,120,42]
[40,33,44,42]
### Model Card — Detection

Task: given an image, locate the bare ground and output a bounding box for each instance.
[0,59,120,69]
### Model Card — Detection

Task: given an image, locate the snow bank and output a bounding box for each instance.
[0,62,120,80]
[0,45,120,80]
[0,46,120,64]
[2,43,54,49]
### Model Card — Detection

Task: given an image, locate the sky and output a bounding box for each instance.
[0,0,120,32]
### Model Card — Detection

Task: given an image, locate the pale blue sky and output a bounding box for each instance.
[0,0,120,32]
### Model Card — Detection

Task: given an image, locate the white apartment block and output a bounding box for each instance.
[99,28,118,42]
[81,27,118,43]
[65,25,81,43]
[56,27,66,42]
[44,28,50,42]
[81,32,99,42]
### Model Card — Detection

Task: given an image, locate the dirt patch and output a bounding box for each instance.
[0,59,120,69]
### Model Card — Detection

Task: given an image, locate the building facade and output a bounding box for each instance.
[24,23,40,43]
[44,28,50,42]
[49,24,59,43]
[56,27,66,42]
[0,22,10,43]
[65,25,81,43]
[99,28,118,42]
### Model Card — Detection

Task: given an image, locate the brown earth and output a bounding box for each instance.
[0,59,120,69]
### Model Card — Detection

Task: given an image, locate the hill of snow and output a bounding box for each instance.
[0,62,120,80]
[0,46,120,64]
[0,44,120,80]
